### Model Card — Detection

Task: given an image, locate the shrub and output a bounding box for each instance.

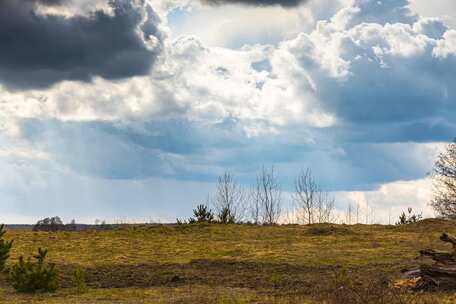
[396,208,423,225]
[189,204,214,223]
[0,224,13,272]
[10,248,58,293]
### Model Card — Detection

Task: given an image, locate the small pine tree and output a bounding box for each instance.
[397,212,407,225]
[189,204,214,223]
[10,248,58,293]
[217,206,236,224]
[0,224,13,272]
[396,208,423,225]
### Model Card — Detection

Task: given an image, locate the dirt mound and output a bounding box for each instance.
[56,260,337,294]
[305,224,355,236]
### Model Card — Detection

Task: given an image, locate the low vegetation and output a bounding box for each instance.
[0,219,455,303]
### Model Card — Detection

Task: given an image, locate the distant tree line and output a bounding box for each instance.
[32,217,114,232]
[33,217,77,232]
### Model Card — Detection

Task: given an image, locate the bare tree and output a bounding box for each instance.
[250,186,261,224]
[356,202,360,224]
[213,172,246,223]
[346,203,353,225]
[431,140,456,219]
[293,169,317,224]
[252,166,282,225]
[293,169,335,224]
[316,187,335,223]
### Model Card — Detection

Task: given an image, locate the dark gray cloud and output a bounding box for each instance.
[0,0,163,90]
[202,0,307,7]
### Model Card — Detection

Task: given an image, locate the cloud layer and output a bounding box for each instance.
[1,0,455,222]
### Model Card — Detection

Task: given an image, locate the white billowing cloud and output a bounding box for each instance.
[434,30,456,58]
[0,77,158,129]
[153,0,194,15]
[0,30,333,141]
[169,4,301,48]
[166,36,335,132]
[333,0,416,30]
[167,0,350,48]
[268,2,456,127]
[335,178,435,224]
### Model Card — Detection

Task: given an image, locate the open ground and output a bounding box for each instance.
[1,219,456,303]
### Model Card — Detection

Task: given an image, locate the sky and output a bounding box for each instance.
[0,0,455,224]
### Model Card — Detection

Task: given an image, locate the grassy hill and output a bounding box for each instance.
[1,220,456,303]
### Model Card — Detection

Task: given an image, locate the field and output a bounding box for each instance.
[1,220,456,303]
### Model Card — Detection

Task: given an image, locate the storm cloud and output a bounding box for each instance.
[0,0,163,90]
[201,0,307,7]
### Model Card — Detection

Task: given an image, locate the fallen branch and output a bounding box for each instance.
[415,232,456,290]
[440,233,456,255]
[420,249,456,265]
[417,264,456,290]
[407,233,456,290]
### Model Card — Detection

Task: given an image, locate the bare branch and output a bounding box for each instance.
[213,172,247,223]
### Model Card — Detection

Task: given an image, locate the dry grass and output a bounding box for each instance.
[0,219,455,303]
